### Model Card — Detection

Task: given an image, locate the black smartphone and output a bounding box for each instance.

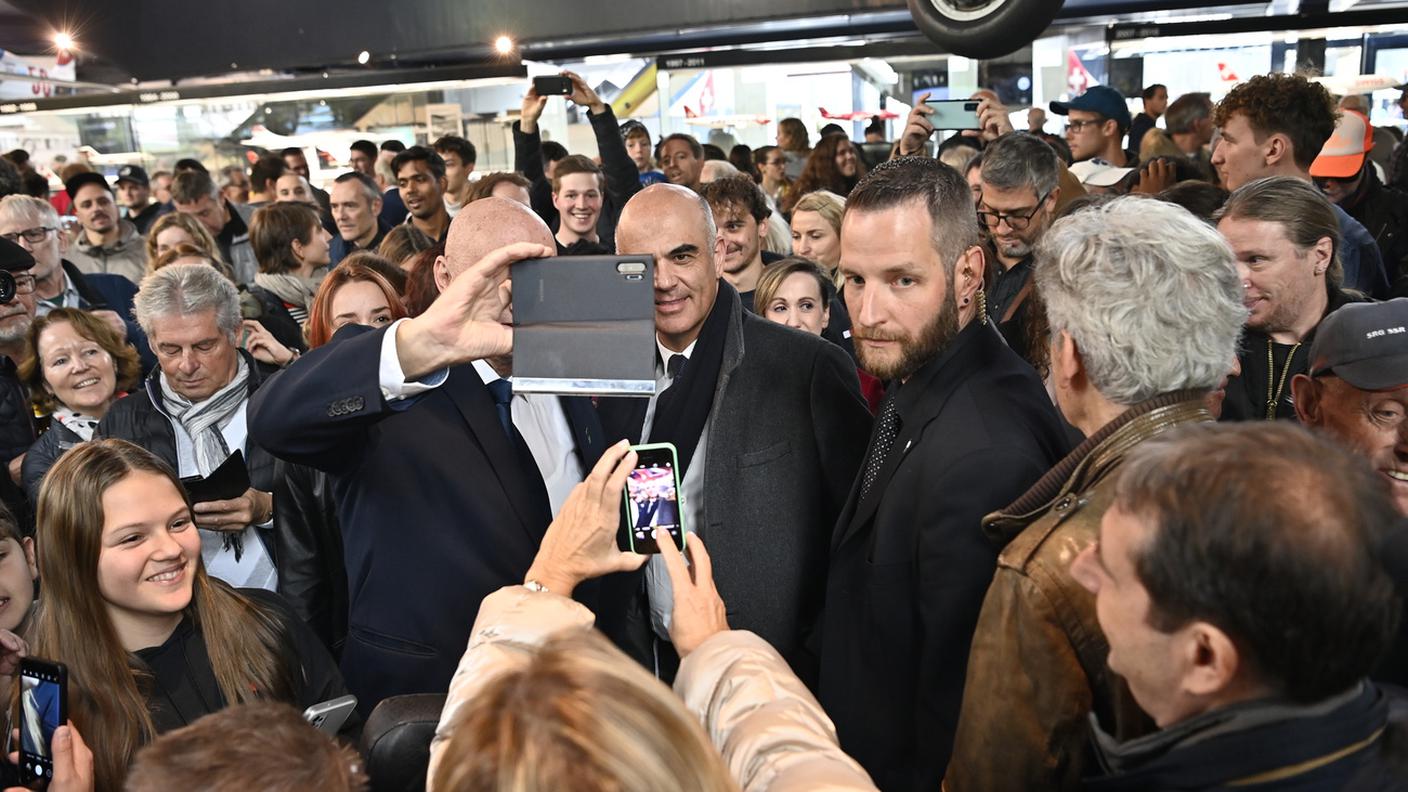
[532,75,573,96]
[17,658,66,788]
[180,450,251,504]
[925,98,982,130]
[622,443,687,554]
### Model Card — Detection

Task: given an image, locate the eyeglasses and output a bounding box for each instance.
[1065,118,1106,132]
[0,227,54,245]
[11,274,35,295]
[977,191,1051,231]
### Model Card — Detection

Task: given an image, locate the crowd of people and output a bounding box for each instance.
[0,66,1404,791]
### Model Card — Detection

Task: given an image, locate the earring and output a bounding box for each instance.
[962,297,971,305]
[975,288,988,326]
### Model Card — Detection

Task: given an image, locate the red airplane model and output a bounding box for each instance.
[819,107,900,121]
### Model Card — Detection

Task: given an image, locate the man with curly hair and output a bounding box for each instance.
[1211,73,1388,297]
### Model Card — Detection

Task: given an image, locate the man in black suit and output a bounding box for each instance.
[247,199,601,714]
[818,158,1070,791]
[597,184,872,683]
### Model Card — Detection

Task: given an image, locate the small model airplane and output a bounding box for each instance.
[819,108,900,121]
[682,106,772,128]
[1313,74,1402,95]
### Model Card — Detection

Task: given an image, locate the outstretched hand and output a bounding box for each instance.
[897,92,936,157]
[977,97,1014,142]
[521,86,549,133]
[525,440,647,597]
[394,242,553,380]
[563,71,608,115]
[658,532,729,657]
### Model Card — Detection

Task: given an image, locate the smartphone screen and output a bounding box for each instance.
[623,444,685,554]
[925,98,982,130]
[19,660,66,786]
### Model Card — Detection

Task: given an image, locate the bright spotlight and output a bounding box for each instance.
[53,32,75,51]
[357,50,370,65]
[494,36,514,55]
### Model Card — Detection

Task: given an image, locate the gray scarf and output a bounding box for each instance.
[160,355,251,476]
[159,356,252,559]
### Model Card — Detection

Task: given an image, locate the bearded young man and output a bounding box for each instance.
[818,157,1070,791]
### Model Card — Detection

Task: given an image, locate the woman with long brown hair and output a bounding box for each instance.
[29,439,352,791]
[781,135,866,215]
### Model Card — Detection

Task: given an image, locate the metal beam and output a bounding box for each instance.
[0,61,526,115]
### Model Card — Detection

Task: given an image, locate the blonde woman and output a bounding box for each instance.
[429,442,877,792]
[144,212,219,274]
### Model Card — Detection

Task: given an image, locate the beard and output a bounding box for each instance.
[0,315,31,346]
[996,235,1034,261]
[854,292,961,382]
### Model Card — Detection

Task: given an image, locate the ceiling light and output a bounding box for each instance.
[53,32,75,51]
[357,50,370,65]
[494,36,514,55]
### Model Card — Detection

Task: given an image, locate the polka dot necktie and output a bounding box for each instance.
[861,393,900,501]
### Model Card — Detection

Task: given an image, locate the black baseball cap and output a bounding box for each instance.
[1050,85,1132,130]
[1309,298,1408,391]
[0,237,35,273]
[620,119,650,140]
[64,171,112,201]
[115,164,150,188]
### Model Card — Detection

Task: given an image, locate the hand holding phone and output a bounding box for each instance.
[622,443,687,554]
[17,658,67,788]
[657,532,729,657]
[924,98,983,130]
[525,440,649,596]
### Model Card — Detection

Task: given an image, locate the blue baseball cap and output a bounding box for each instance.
[1050,85,1132,130]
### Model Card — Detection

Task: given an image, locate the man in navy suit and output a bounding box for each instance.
[248,198,601,713]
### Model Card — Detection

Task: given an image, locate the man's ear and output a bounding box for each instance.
[1264,133,1292,169]
[712,233,727,277]
[1290,373,1322,425]
[1054,329,1084,394]
[1180,621,1241,700]
[957,245,986,306]
[433,254,452,294]
[757,214,771,244]
[1310,236,1334,276]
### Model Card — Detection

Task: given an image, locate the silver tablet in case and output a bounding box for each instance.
[511,254,658,397]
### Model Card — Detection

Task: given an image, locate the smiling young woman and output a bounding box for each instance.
[28,439,353,791]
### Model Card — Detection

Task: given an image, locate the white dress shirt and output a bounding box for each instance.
[472,359,584,516]
[171,403,277,591]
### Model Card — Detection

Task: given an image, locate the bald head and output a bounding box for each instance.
[617,183,716,254]
[438,196,554,291]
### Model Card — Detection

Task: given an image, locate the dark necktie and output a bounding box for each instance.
[666,353,687,382]
[487,378,514,438]
[860,393,900,501]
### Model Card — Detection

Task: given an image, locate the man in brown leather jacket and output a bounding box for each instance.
[943,196,1249,791]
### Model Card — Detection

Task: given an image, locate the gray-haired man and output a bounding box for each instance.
[98,263,278,589]
[171,171,258,285]
[945,196,1248,792]
[977,132,1061,359]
